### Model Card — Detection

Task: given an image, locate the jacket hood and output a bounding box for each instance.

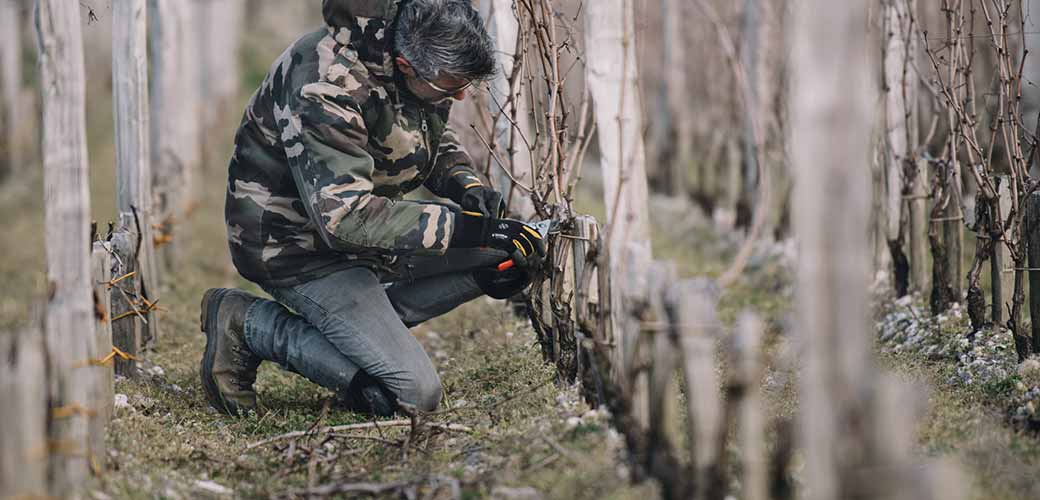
[322,0,403,77]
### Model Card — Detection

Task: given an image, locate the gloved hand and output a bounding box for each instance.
[473,266,531,299]
[459,185,506,218]
[450,212,547,271]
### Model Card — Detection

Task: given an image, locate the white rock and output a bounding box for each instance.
[194,480,233,496]
[1018,358,1040,378]
[491,486,544,500]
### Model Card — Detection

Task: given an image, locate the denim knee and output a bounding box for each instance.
[400,371,442,412]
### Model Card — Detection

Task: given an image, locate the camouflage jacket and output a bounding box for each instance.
[226,0,488,287]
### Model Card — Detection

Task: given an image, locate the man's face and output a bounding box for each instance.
[395,56,474,103]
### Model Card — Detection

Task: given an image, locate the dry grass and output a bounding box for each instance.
[6,12,1040,498]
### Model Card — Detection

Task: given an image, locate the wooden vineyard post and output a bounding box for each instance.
[114,0,161,347]
[873,374,921,499]
[997,178,1013,325]
[788,0,962,496]
[645,262,680,460]
[36,0,96,493]
[89,242,114,472]
[653,0,692,198]
[0,0,22,180]
[0,325,49,498]
[150,0,201,272]
[110,230,141,376]
[478,0,535,218]
[584,0,654,426]
[1027,192,1040,352]
[910,159,930,293]
[668,279,723,499]
[547,228,578,382]
[195,0,245,135]
[732,313,767,500]
[883,0,921,295]
[572,216,602,401]
[945,160,964,304]
[790,0,874,497]
[572,216,600,330]
[740,0,761,218]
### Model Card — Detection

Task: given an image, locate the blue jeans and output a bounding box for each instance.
[242,248,511,412]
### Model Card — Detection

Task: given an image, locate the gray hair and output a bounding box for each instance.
[394,0,496,82]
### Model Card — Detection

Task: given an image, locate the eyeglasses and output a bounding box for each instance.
[418,73,475,97]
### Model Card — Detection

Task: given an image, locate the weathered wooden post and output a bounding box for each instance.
[943,57,964,302]
[668,279,723,499]
[150,0,201,271]
[114,0,161,349]
[89,241,114,471]
[792,0,966,495]
[196,0,244,135]
[732,312,767,500]
[0,325,49,498]
[883,0,924,295]
[997,177,1014,324]
[36,0,96,493]
[1024,0,1040,142]
[0,0,23,180]
[651,0,692,198]
[645,262,680,460]
[479,0,535,218]
[109,228,141,376]
[1027,192,1040,352]
[585,0,654,425]
[572,216,600,326]
[740,0,761,217]
[571,216,602,401]
[791,0,874,497]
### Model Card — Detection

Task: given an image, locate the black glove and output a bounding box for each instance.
[473,266,531,299]
[459,185,506,218]
[450,212,547,270]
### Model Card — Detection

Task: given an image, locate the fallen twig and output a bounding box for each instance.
[427,377,554,417]
[245,420,473,451]
[278,479,412,498]
[539,434,578,463]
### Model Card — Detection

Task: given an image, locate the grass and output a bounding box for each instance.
[7,13,1040,498]
[875,297,1040,500]
[60,86,656,498]
[877,350,1040,499]
[9,85,1036,498]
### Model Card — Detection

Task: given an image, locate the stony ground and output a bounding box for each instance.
[875,295,1040,500]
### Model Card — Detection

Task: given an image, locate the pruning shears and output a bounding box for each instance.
[496,219,559,272]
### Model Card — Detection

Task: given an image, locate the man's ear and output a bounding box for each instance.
[395,56,415,77]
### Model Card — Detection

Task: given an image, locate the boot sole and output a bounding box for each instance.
[200,288,240,416]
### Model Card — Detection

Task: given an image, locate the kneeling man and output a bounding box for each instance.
[200,0,545,418]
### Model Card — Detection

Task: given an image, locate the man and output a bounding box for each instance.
[200,0,545,418]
